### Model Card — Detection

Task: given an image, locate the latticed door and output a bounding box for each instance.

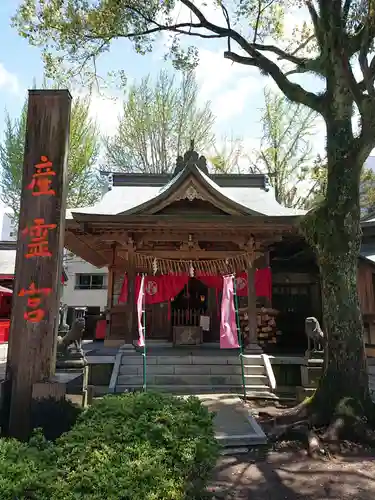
[272,284,312,353]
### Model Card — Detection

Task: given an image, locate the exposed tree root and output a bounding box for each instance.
[259,394,375,457]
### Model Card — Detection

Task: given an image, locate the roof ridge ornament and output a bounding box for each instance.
[173,143,209,176]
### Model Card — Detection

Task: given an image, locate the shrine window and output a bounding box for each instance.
[75,273,107,290]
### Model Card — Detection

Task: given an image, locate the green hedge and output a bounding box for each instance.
[0,392,219,499]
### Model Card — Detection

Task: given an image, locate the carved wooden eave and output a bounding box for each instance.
[64,212,299,269]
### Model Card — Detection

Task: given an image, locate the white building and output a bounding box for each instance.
[0,209,16,241]
[63,252,108,315]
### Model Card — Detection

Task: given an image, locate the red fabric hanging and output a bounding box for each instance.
[255,267,272,299]
[196,273,223,289]
[135,274,189,305]
[234,272,248,297]
[118,268,272,305]
[234,268,272,299]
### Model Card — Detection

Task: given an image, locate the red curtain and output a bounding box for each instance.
[255,268,272,299]
[235,268,272,299]
[135,274,189,305]
[196,273,223,289]
[117,268,272,304]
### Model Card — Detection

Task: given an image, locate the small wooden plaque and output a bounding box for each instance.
[173,326,202,345]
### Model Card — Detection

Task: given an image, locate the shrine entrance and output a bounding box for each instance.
[171,278,218,344]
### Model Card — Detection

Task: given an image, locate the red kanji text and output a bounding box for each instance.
[22,218,57,258]
[27,155,56,196]
[18,282,52,324]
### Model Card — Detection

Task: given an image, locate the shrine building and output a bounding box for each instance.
[64,147,375,396]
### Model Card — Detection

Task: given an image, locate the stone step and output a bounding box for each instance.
[115,384,274,397]
[117,373,268,387]
[118,363,265,376]
[120,354,244,366]
[240,354,263,365]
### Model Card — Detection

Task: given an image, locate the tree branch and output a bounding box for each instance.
[179,0,324,113]
[252,43,307,65]
[358,25,375,97]
[305,1,324,48]
[223,50,323,112]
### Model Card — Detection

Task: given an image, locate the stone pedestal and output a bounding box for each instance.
[297,355,324,402]
[244,342,263,354]
[54,365,89,407]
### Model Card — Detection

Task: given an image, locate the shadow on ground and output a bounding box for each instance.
[208,446,375,499]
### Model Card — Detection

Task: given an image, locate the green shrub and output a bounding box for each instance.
[31,397,84,441]
[0,432,56,499]
[0,391,219,500]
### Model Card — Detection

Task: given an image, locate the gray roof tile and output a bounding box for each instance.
[70,167,306,218]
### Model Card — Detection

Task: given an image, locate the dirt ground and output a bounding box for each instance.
[208,446,375,499]
[208,398,375,499]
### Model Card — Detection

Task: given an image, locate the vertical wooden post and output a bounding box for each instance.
[246,264,262,353]
[264,250,272,307]
[105,244,116,340]
[106,268,114,310]
[6,90,71,439]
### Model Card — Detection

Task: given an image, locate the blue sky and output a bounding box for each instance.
[0,1,326,158]
[0,0,372,173]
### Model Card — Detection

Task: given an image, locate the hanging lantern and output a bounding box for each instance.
[200,295,205,303]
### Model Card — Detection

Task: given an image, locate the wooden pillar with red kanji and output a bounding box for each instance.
[5,90,71,440]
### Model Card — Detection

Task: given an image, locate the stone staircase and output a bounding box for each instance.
[110,348,277,398]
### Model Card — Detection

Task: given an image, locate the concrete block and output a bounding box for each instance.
[119,365,140,375]
[226,356,242,365]
[121,356,143,365]
[174,365,211,375]
[117,375,143,386]
[192,356,228,365]
[209,375,230,386]
[146,365,175,375]
[156,355,191,365]
[210,365,240,375]
[32,381,66,401]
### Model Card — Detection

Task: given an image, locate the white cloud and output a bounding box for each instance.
[0,63,20,94]
[194,49,263,122]
[79,91,124,137]
[211,78,259,122]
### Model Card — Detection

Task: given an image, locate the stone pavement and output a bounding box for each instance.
[197,394,267,447]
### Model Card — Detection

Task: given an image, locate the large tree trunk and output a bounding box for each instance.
[313,237,372,422]
[302,118,374,426]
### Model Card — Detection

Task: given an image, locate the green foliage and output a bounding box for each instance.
[0,392,219,500]
[104,70,215,173]
[207,135,244,173]
[0,89,101,222]
[306,157,375,214]
[253,87,318,208]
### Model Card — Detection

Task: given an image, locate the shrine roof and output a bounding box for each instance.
[68,163,306,220]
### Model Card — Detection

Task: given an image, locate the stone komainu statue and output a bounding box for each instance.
[305,316,325,352]
[56,316,85,357]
